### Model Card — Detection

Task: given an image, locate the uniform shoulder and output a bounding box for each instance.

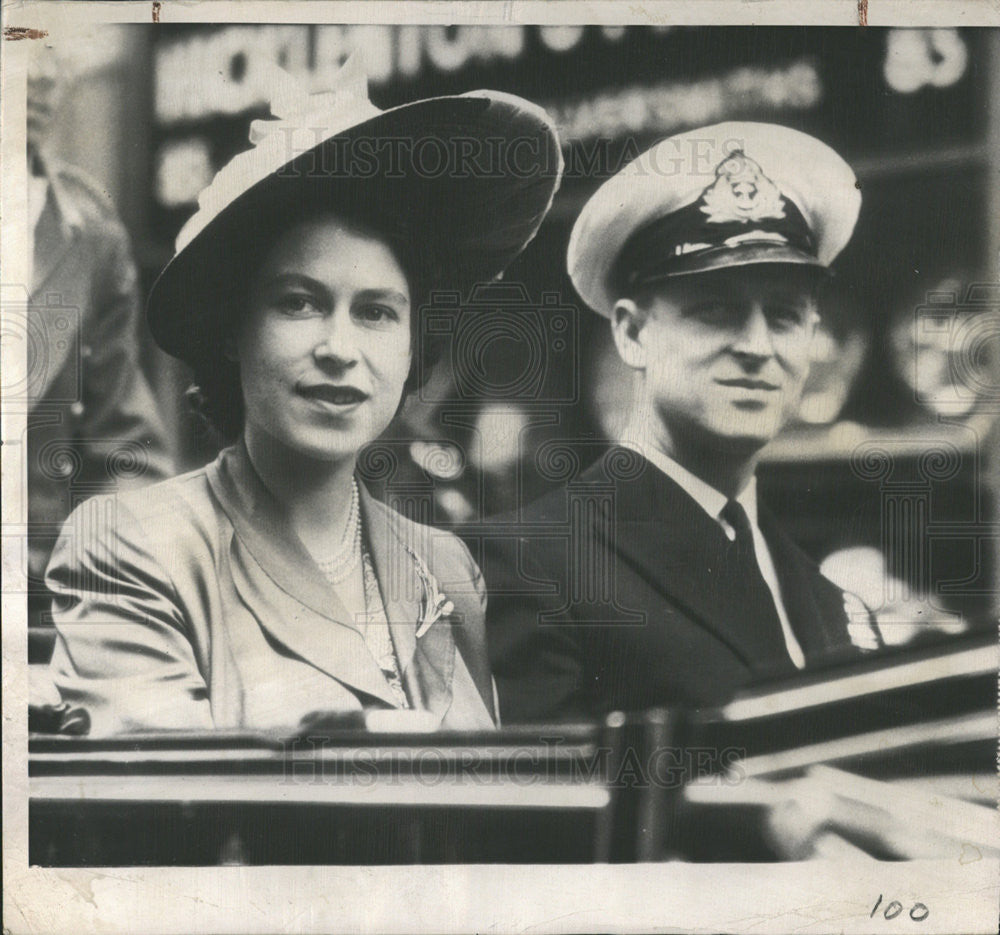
[498,448,641,526]
[48,161,127,227]
[490,480,578,528]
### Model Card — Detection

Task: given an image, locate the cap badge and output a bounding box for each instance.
[700,152,786,225]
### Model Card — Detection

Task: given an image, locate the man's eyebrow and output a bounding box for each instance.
[774,297,817,311]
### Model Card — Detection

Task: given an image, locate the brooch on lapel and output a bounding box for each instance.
[405,545,455,639]
[843,591,881,652]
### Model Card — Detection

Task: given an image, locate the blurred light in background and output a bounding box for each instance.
[893,280,1000,420]
[409,440,465,481]
[538,26,586,53]
[820,546,967,646]
[471,403,530,474]
[37,24,131,76]
[884,29,968,94]
[155,138,214,208]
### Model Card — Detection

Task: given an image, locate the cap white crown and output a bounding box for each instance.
[568,122,861,317]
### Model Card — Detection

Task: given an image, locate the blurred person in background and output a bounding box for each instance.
[398,402,533,525]
[885,272,1000,428]
[43,60,561,736]
[815,272,999,642]
[26,41,173,661]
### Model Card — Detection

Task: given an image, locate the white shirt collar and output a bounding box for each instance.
[635,443,758,528]
[736,475,759,528]
[28,174,49,233]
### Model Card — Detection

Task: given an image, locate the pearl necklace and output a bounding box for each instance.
[314,479,361,585]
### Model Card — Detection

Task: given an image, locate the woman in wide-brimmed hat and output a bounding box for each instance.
[45,60,562,736]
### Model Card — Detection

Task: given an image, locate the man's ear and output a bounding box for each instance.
[611,298,648,371]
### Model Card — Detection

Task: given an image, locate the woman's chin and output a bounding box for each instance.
[247,403,399,466]
[297,438,368,463]
[256,428,366,465]
[301,420,402,463]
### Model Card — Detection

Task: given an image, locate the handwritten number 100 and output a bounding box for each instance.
[871,895,929,922]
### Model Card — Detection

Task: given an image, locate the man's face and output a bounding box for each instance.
[27,46,66,156]
[617,265,821,455]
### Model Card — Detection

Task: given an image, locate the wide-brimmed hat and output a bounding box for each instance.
[568,121,861,318]
[148,57,563,364]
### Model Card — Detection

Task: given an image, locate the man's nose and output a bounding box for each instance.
[730,305,774,360]
[313,310,359,366]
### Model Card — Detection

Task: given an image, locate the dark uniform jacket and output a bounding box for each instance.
[481,449,868,722]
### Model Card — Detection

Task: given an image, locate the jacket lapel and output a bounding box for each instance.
[207,445,400,708]
[29,194,80,407]
[361,489,456,722]
[31,186,79,296]
[757,506,856,661]
[600,454,794,675]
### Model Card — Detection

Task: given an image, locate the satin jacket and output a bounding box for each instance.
[46,443,496,736]
[481,449,871,722]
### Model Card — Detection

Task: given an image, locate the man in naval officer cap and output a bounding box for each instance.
[483,122,881,724]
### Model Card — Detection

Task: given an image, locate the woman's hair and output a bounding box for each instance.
[186,203,441,445]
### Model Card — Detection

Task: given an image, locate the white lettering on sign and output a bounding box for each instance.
[426,25,525,72]
[155,25,533,123]
[155,26,310,123]
[547,61,822,143]
[312,26,395,86]
[152,57,825,206]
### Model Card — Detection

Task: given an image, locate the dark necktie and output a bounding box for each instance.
[719,499,791,672]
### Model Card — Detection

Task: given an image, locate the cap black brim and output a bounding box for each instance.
[635,242,830,284]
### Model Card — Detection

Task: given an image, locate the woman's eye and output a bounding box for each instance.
[275,294,317,316]
[355,304,397,323]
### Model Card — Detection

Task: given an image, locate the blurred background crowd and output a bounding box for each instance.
[20,24,1000,655]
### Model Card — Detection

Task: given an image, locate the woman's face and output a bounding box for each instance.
[236,216,413,463]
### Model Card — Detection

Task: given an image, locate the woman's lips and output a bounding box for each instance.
[298,384,369,407]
